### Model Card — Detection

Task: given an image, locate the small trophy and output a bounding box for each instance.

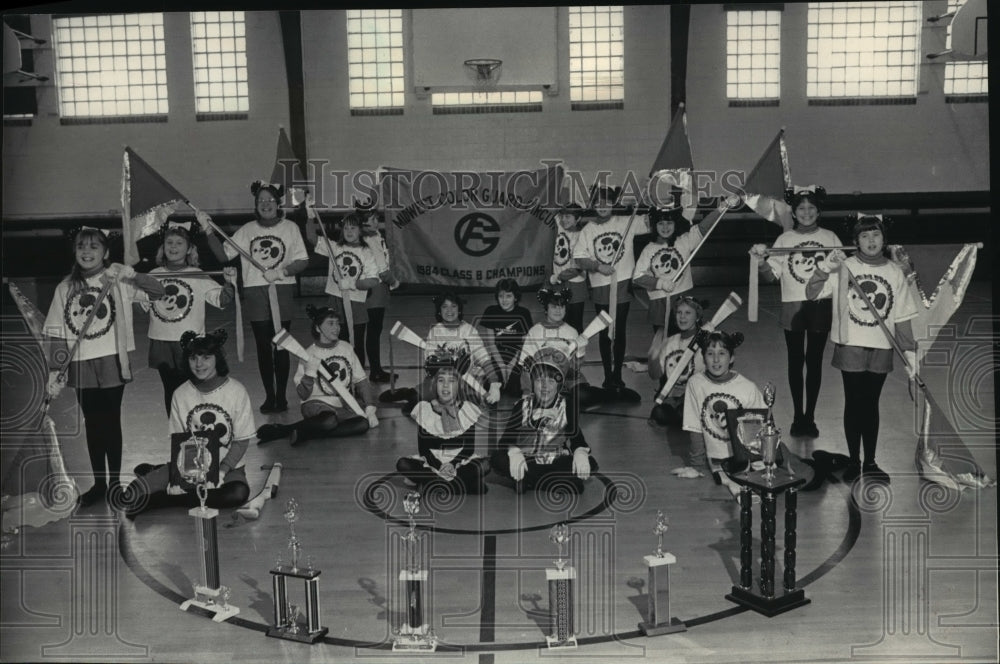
[638,510,686,636]
[266,499,328,643]
[393,491,437,652]
[546,523,577,649]
[178,434,240,622]
[760,383,781,484]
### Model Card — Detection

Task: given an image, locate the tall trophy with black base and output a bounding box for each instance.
[266,498,328,643]
[393,491,437,652]
[176,432,239,622]
[638,510,686,635]
[546,523,577,649]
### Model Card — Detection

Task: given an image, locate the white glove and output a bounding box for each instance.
[438,462,457,481]
[222,266,237,284]
[903,350,918,380]
[655,276,675,293]
[508,448,527,481]
[573,448,591,480]
[262,268,284,283]
[819,249,846,273]
[166,483,186,496]
[304,356,322,378]
[749,243,769,259]
[365,405,379,428]
[195,210,214,232]
[46,370,67,399]
[487,382,501,404]
[340,277,357,291]
[108,263,136,280]
[549,273,560,286]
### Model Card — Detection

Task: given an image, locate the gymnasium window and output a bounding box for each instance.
[569,6,624,110]
[806,1,921,104]
[53,13,168,122]
[944,0,988,98]
[725,8,781,106]
[191,11,249,119]
[431,91,543,114]
[347,9,404,115]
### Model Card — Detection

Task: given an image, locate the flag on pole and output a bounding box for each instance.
[742,129,794,231]
[648,103,697,221]
[120,147,188,266]
[272,126,308,206]
[892,243,995,490]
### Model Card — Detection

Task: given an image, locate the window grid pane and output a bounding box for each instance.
[569,6,624,103]
[726,10,781,99]
[944,0,988,95]
[431,91,543,106]
[53,13,168,117]
[347,9,404,109]
[191,11,249,113]
[806,1,920,98]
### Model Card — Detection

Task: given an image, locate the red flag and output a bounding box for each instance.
[271,126,308,206]
[742,130,793,231]
[649,103,697,221]
[893,243,995,490]
[120,147,188,266]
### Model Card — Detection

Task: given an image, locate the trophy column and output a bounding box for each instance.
[546,524,577,649]
[638,511,686,636]
[393,491,437,652]
[178,439,239,623]
[266,499,329,643]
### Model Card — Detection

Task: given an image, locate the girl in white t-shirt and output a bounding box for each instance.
[648,295,708,432]
[548,202,588,333]
[143,221,236,413]
[44,227,165,507]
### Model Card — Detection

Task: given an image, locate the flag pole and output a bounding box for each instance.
[307,202,355,346]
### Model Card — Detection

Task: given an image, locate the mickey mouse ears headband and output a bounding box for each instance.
[180,328,228,354]
[696,329,744,352]
[842,212,892,238]
[674,295,709,317]
[305,303,345,327]
[250,180,285,200]
[67,225,120,243]
[432,292,465,308]
[784,184,827,206]
[537,287,572,307]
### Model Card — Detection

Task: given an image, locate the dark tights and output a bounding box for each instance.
[784,330,828,421]
[251,319,291,404]
[840,370,888,464]
[338,321,367,364]
[365,307,386,373]
[79,385,125,488]
[566,301,585,335]
[265,413,369,443]
[594,302,630,384]
[156,366,187,415]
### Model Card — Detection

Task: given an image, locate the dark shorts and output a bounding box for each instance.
[782,298,832,333]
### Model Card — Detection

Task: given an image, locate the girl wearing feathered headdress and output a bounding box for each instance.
[750,186,840,438]
[43,227,165,508]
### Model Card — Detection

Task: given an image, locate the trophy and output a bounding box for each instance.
[266,499,328,643]
[546,523,577,649]
[178,434,240,622]
[393,491,437,652]
[760,383,781,483]
[638,510,686,636]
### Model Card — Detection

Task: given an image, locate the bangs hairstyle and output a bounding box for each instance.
[433,292,465,322]
[306,304,345,340]
[495,278,521,302]
[250,180,285,221]
[784,186,827,219]
[850,213,889,244]
[674,296,709,325]
[337,212,364,243]
[155,226,200,267]
[68,227,112,292]
[697,329,744,356]
[649,205,688,242]
[180,329,230,377]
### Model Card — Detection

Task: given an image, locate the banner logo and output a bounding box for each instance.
[454,213,500,257]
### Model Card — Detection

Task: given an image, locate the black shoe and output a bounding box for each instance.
[78,483,107,507]
[257,423,291,443]
[863,463,891,483]
[369,370,396,383]
[259,398,276,414]
[133,463,155,477]
[711,471,723,486]
[273,399,288,413]
[842,462,862,482]
[801,419,819,438]
[789,417,805,437]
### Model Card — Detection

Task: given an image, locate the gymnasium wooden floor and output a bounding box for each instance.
[2,283,997,663]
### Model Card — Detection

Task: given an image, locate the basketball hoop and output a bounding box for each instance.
[464,58,502,90]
